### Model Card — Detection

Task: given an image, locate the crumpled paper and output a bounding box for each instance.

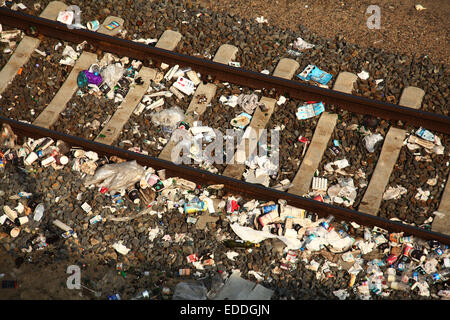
[292,37,315,50]
[363,133,383,152]
[237,93,265,114]
[226,251,239,261]
[327,178,357,207]
[112,241,130,255]
[333,289,350,300]
[148,226,161,241]
[415,188,430,201]
[383,185,407,200]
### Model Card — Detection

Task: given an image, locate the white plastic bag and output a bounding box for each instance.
[84,160,145,192]
[151,106,185,129]
[100,63,124,87]
[363,133,383,152]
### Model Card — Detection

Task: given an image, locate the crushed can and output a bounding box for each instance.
[99,83,111,94]
[403,244,414,257]
[386,254,398,265]
[186,254,199,263]
[389,233,403,243]
[89,215,103,225]
[127,188,140,204]
[178,121,190,130]
[61,230,74,239]
[410,249,426,263]
[328,146,340,156]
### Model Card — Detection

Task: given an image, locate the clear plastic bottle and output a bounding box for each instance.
[301,233,317,250]
[33,203,45,222]
[131,290,150,300]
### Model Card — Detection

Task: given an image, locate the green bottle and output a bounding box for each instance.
[223,239,260,248]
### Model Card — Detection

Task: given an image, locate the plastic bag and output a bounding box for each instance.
[297,65,332,85]
[100,63,124,87]
[237,93,264,114]
[172,281,207,300]
[293,37,315,50]
[84,160,145,192]
[151,106,185,129]
[363,133,383,152]
[230,222,301,250]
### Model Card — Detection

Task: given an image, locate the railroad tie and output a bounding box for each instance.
[32,16,124,129]
[431,176,450,236]
[359,86,425,215]
[94,68,157,145]
[155,30,183,51]
[158,44,238,162]
[94,29,182,145]
[288,72,357,196]
[222,58,300,180]
[0,1,67,95]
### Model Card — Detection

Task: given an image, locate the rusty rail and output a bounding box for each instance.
[0,8,450,134]
[1,116,449,245]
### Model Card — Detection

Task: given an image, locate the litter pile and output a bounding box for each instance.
[0,123,448,299]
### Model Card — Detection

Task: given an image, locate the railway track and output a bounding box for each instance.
[1,3,450,247]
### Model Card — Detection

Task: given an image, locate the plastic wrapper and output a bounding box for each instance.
[84,160,145,192]
[363,133,383,152]
[172,281,207,300]
[296,101,325,120]
[100,63,124,87]
[151,106,185,129]
[297,65,332,85]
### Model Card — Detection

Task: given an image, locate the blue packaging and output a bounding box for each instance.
[296,101,325,120]
[262,204,277,214]
[432,273,440,281]
[297,65,332,85]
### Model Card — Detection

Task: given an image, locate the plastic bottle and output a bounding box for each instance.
[301,233,316,250]
[320,215,334,230]
[33,203,45,222]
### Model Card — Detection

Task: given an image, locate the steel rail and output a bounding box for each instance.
[1,116,449,245]
[0,8,449,134]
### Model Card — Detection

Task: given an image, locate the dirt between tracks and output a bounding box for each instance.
[197,0,450,65]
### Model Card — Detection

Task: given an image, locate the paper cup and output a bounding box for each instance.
[10,227,20,238]
[55,155,69,165]
[18,216,29,225]
[24,152,38,166]
[87,20,100,31]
